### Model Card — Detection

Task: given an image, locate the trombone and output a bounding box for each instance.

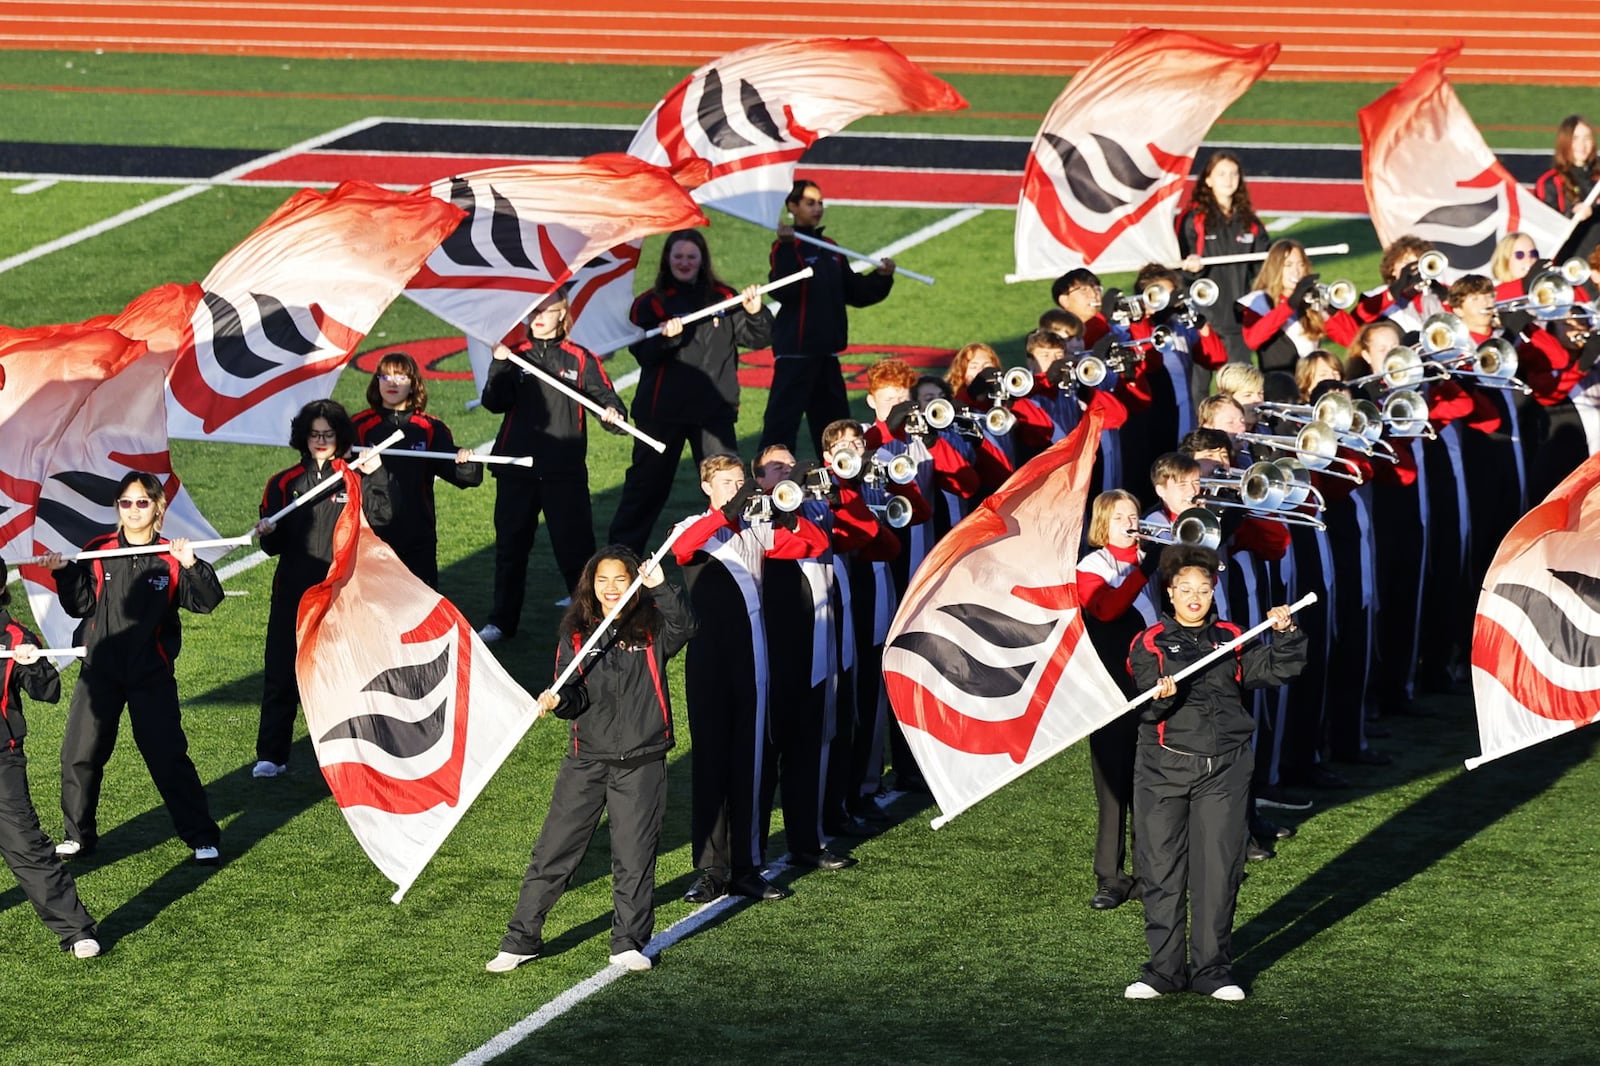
[1255,390,1358,434]
[1494,268,1575,321]
[1346,344,1446,391]
[1379,389,1435,439]
[1236,419,1365,483]
[1197,462,1328,529]
[1131,506,1223,551]
[1417,313,1532,394]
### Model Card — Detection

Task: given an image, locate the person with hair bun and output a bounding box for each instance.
[1123,546,1306,1003]
[38,472,224,864]
[486,545,695,974]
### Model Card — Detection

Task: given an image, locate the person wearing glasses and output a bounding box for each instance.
[37,473,225,865]
[759,178,896,458]
[352,351,482,589]
[1489,231,1543,291]
[251,399,387,779]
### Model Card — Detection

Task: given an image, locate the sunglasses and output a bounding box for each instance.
[117,498,154,510]
[1512,249,1537,260]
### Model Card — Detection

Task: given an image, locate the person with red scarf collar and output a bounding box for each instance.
[1534,115,1599,260]
[1239,240,1359,374]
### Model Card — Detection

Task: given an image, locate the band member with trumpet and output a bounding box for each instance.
[352,351,482,589]
[761,179,896,457]
[1052,269,1112,347]
[751,444,857,874]
[672,454,828,904]
[39,472,225,864]
[1534,115,1598,260]
[1177,150,1272,368]
[1355,236,1446,334]
[1239,240,1359,374]
[1122,266,1229,483]
[1123,546,1307,1003]
[0,562,101,958]
[479,286,629,641]
[912,374,978,538]
[609,230,772,555]
[1077,490,1161,910]
[943,342,1055,492]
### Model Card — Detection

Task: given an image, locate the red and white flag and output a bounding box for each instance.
[1012,28,1279,281]
[166,181,464,445]
[296,474,541,901]
[882,400,1128,825]
[629,37,968,227]
[1360,45,1570,275]
[1466,452,1600,770]
[404,154,709,370]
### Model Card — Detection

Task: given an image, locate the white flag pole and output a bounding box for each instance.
[1123,592,1318,712]
[546,525,687,696]
[500,350,667,454]
[68,534,255,562]
[260,429,405,527]
[1189,243,1350,269]
[639,267,813,340]
[350,446,532,468]
[0,646,85,660]
[787,229,935,285]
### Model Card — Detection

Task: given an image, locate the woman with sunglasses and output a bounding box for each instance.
[38,473,224,865]
[352,351,482,589]
[251,399,387,779]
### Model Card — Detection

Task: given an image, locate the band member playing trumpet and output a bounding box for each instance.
[1355,236,1446,334]
[1239,240,1359,373]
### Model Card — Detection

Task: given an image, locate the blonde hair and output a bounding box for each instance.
[1214,363,1264,398]
[1488,232,1536,284]
[698,453,743,483]
[1251,239,1326,341]
[1086,489,1141,548]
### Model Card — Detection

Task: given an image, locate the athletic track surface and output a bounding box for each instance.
[4,1,1599,86]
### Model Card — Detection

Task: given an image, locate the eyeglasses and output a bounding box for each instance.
[380,374,411,385]
[117,498,153,510]
[1512,249,1537,260]
[307,430,338,441]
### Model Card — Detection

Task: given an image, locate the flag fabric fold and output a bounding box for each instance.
[1360,44,1570,275]
[1466,452,1600,769]
[404,154,709,368]
[295,475,542,901]
[1013,27,1279,281]
[882,400,1127,825]
[166,181,465,445]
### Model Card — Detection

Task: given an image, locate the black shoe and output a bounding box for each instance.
[1335,747,1393,767]
[849,802,892,824]
[1251,815,1295,841]
[1089,887,1127,910]
[792,849,856,871]
[1255,785,1313,811]
[1305,766,1351,789]
[683,872,726,904]
[730,872,791,901]
[823,815,874,838]
[1247,840,1275,861]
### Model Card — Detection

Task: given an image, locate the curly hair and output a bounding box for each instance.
[288,398,354,456]
[1186,150,1260,229]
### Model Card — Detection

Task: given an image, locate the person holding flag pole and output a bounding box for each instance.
[487,536,695,975]
[1123,545,1310,1003]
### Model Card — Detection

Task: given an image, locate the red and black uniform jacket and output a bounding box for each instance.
[260,458,366,595]
[352,407,482,558]
[1128,611,1308,755]
[1,613,61,749]
[547,581,695,763]
[1176,206,1271,333]
[481,334,624,479]
[628,283,771,423]
[769,226,893,356]
[55,532,224,684]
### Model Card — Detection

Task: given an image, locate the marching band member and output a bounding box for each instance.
[913,374,977,537]
[0,562,101,957]
[1354,235,1443,334]
[609,231,771,554]
[1490,232,1542,293]
[41,473,224,864]
[1177,150,1271,369]
[944,342,1054,491]
[672,455,827,904]
[478,286,628,641]
[1239,240,1359,373]
[486,546,695,974]
[1534,115,1598,259]
[352,351,482,589]
[1134,264,1230,444]
[1344,320,1406,384]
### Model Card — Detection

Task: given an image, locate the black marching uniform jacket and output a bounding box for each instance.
[481,335,625,478]
[2,614,60,748]
[628,284,771,425]
[769,226,893,356]
[56,532,224,680]
[351,407,482,565]
[547,582,696,764]
[1127,612,1307,754]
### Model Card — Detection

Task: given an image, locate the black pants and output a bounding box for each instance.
[761,678,827,857]
[608,415,738,555]
[1133,741,1252,995]
[500,755,667,956]
[1529,398,1589,504]
[258,576,311,766]
[490,475,595,633]
[1,748,98,949]
[1280,525,1330,783]
[1419,433,1468,687]
[1323,499,1370,760]
[760,355,849,457]
[1088,709,1140,895]
[61,672,220,850]
[685,638,764,877]
[1371,479,1425,711]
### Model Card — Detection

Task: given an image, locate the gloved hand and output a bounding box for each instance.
[1578,332,1600,375]
[884,400,915,436]
[1100,287,1127,321]
[719,479,760,525]
[1498,309,1534,340]
[1047,359,1075,388]
[772,502,800,531]
[1289,274,1320,314]
[1138,543,1162,577]
[1388,262,1422,302]
[969,366,1004,404]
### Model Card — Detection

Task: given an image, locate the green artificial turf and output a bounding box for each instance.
[1,48,1597,1066]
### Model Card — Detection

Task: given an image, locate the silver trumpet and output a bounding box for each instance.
[1237,419,1365,483]
[1132,506,1223,551]
[1070,344,1144,388]
[1143,278,1219,316]
[1559,256,1592,286]
[925,395,1013,438]
[1306,278,1359,313]
[742,480,806,522]
[1417,249,1449,280]
[830,448,918,485]
[867,494,914,529]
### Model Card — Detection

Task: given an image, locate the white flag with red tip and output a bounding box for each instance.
[1467,452,1600,769]
[1360,44,1570,275]
[1011,28,1279,282]
[166,181,465,445]
[295,473,542,901]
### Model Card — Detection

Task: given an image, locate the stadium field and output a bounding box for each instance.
[1,48,1598,1066]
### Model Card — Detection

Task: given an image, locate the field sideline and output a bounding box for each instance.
[2,50,1599,1066]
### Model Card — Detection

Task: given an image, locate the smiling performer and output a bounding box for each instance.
[1123,546,1307,1004]
[486,546,695,975]
[608,231,772,554]
[38,473,225,865]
